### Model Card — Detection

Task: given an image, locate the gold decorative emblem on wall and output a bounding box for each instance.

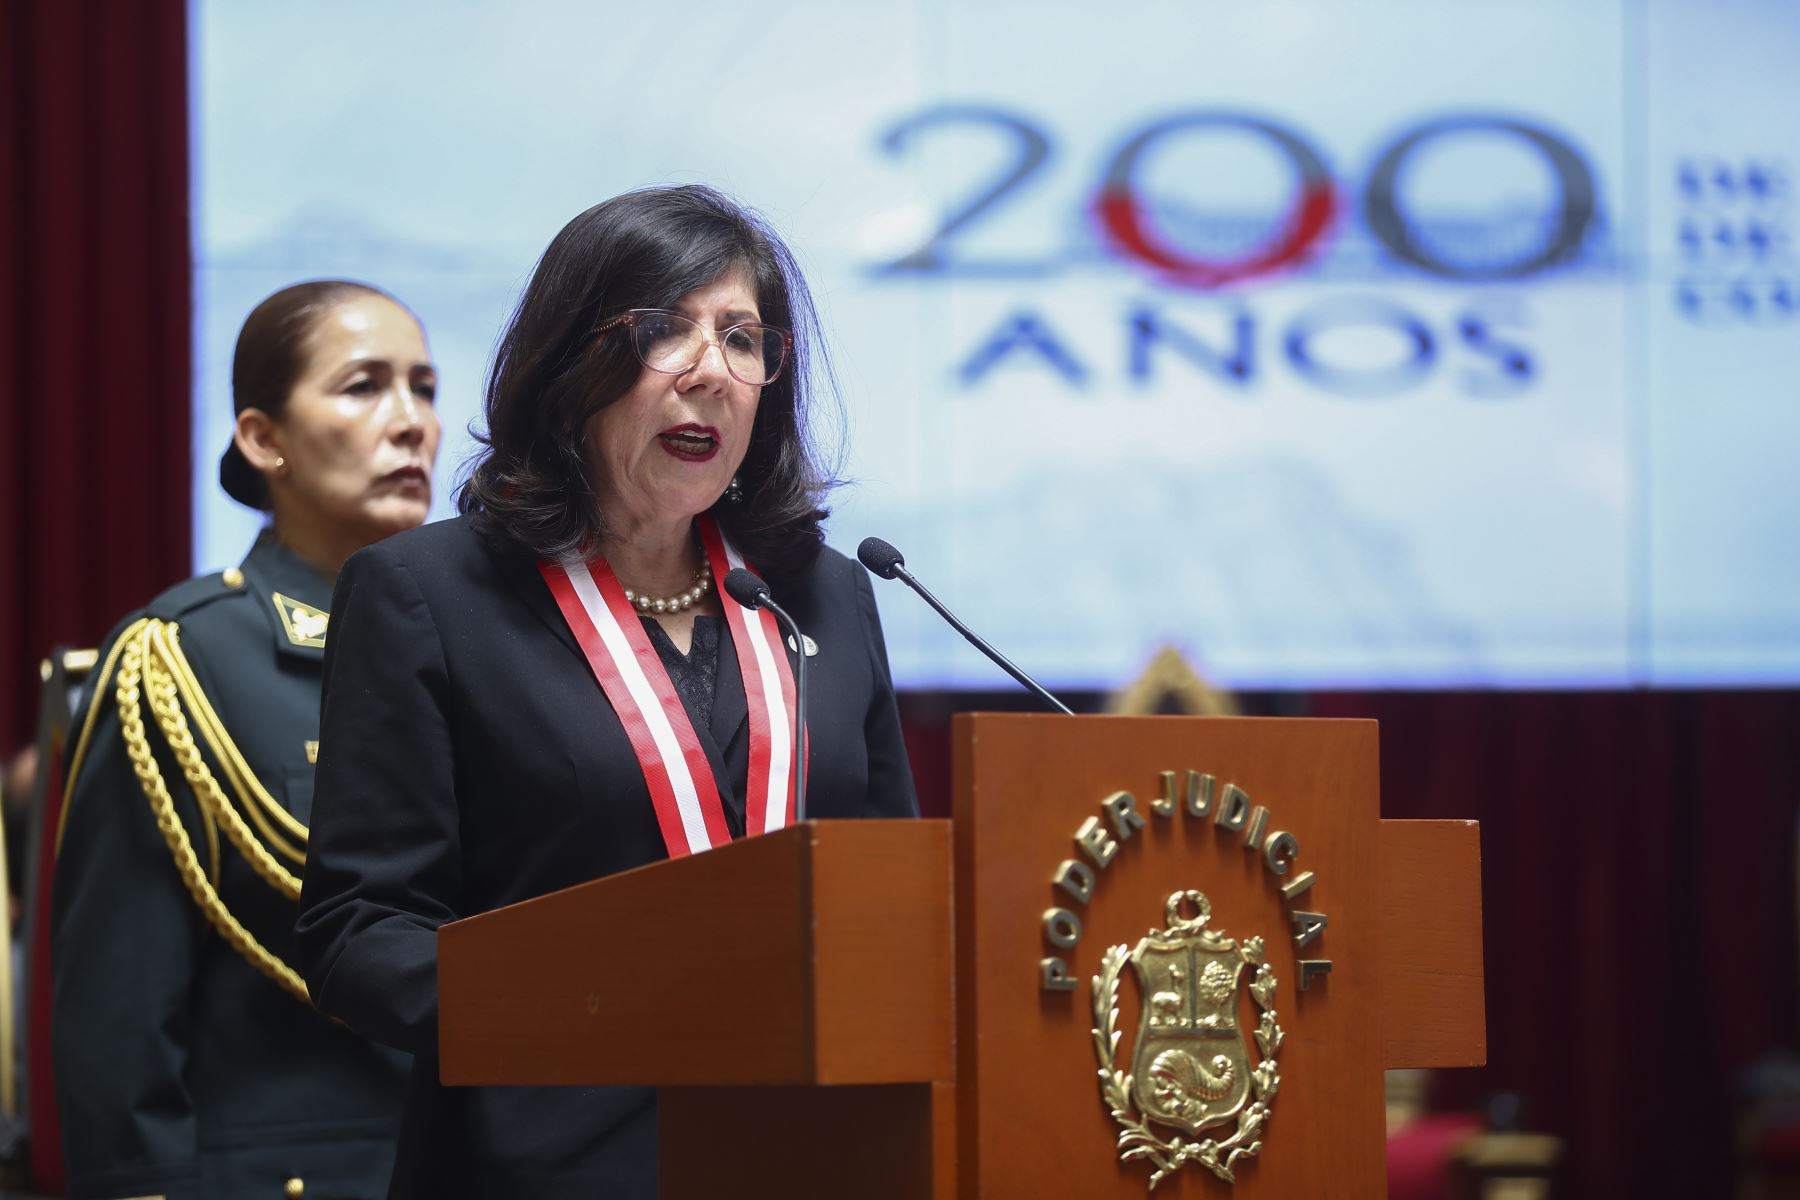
[1107,646,1240,718]
[1092,890,1282,1190]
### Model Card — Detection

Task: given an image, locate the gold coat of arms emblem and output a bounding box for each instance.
[1092,890,1283,1190]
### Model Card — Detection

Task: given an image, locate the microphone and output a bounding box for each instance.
[856,537,1073,715]
[722,567,809,823]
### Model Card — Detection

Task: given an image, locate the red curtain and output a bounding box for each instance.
[903,690,1800,1198]
[1312,689,1800,1199]
[0,0,192,752]
[2,1,190,1189]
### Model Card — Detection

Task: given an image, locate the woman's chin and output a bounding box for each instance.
[360,495,433,539]
[670,481,734,520]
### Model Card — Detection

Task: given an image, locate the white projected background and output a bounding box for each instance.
[193,0,1800,688]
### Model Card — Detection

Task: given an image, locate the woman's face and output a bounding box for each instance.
[585,267,764,539]
[258,295,441,542]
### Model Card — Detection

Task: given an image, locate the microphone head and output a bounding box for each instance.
[857,537,906,580]
[723,567,770,609]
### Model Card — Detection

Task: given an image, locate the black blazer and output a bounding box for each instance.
[296,515,917,1199]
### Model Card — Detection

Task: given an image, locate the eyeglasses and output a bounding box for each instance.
[596,309,793,387]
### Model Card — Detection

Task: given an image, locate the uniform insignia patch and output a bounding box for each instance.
[272,593,329,648]
[305,740,319,764]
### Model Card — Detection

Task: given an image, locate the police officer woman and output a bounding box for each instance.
[52,280,440,1199]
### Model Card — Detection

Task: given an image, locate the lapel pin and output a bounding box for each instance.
[786,634,819,657]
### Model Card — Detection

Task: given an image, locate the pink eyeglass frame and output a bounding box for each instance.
[595,308,794,386]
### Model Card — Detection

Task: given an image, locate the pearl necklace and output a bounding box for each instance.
[622,564,712,614]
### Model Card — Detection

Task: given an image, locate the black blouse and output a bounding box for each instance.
[640,614,740,834]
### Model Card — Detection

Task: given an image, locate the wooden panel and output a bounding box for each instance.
[438,819,952,1087]
[955,714,1391,1200]
[662,1084,945,1200]
[931,1081,958,1200]
[813,820,956,1084]
[1377,819,1487,1069]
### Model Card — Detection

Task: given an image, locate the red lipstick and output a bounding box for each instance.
[657,424,720,463]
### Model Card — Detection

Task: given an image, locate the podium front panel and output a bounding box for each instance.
[954,715,1388,1198]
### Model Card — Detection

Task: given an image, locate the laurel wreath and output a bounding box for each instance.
[1091,937,1283,1190]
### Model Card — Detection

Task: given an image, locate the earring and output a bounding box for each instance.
[724,475,743,503]
[274,456,286,471]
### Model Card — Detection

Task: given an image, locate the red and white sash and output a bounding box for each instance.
[538,516,801,858]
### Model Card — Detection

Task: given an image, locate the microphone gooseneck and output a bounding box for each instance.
[855,537,1073,715]
[722,567,809,823]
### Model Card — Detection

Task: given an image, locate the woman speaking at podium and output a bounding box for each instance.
[296,186,918,1198]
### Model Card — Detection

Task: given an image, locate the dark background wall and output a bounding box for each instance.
[1,0,191,752]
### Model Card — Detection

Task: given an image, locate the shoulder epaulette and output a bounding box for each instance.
[144,568,248,623]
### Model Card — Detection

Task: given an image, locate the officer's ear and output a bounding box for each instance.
[234,409,286,476]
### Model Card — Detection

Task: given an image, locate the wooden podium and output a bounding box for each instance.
[439,715,1484,1198]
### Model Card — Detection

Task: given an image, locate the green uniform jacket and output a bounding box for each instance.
[51,536,409,1200]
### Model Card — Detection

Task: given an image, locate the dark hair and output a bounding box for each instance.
[220,279,404,509]
[457,185,838,583]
